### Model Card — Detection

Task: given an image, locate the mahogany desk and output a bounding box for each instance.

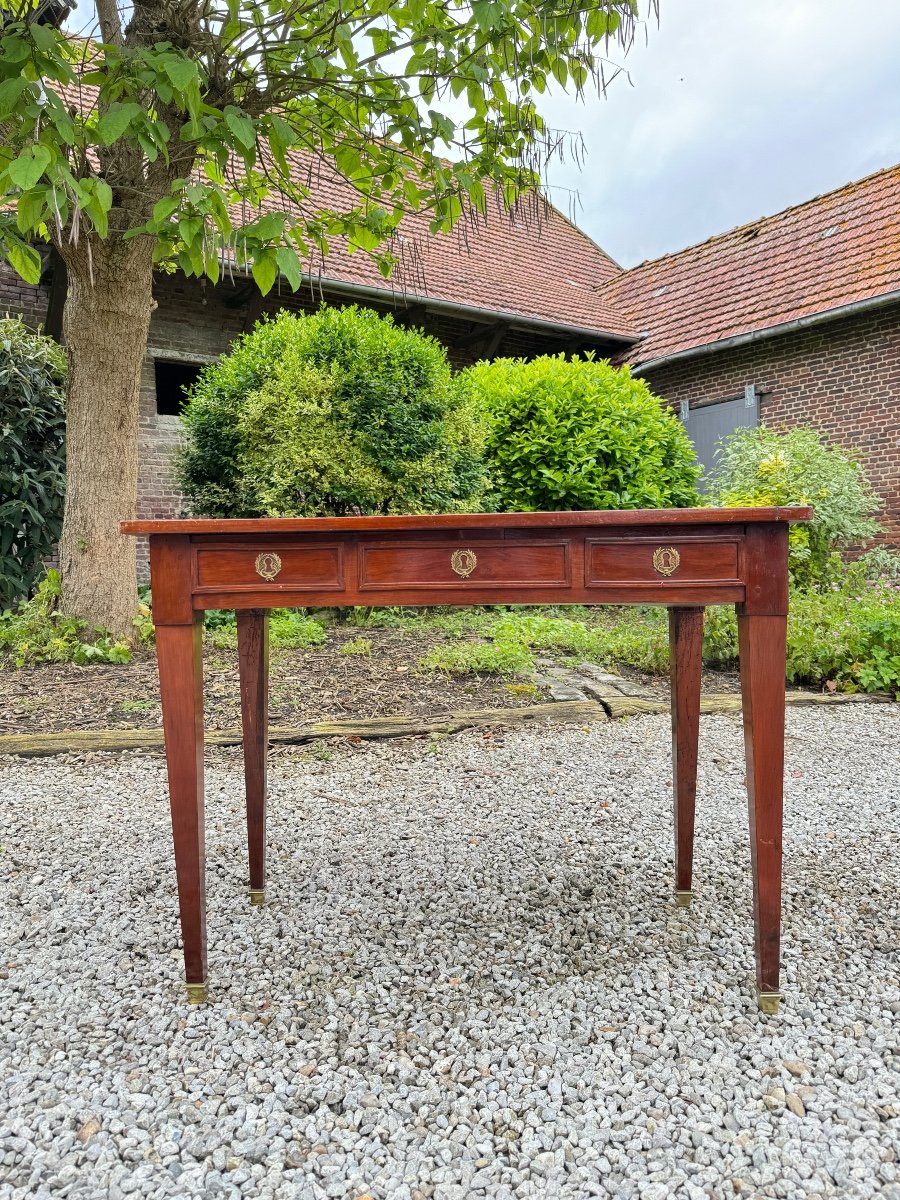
[122,507,812,1012]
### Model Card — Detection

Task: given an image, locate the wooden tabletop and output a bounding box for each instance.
[122,505,813,536]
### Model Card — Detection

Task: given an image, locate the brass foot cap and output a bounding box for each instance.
[675,890,693,908]
[186,981,208,1004]
[757,990,781,1015]
[249,889,266,907]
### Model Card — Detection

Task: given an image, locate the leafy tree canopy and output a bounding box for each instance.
[0,0,643,290]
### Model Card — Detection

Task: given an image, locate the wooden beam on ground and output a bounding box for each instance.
[0,699,606,758]
[0,691,886,759]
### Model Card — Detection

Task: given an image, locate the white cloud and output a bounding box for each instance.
[540,0,900,264]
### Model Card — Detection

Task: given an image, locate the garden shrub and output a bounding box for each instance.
[709,426,882,588]
[0,318,67,606]
[459,354,700,511]
[178,306,488,517]
[0,570,132,666]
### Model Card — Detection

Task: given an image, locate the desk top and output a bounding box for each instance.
[122,506,812,537]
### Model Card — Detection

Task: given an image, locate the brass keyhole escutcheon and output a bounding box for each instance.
[652,546,680,577]
[450,548,478,579]
[255,551,282,581]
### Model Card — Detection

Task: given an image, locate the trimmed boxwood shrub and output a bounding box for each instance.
[178,306,489,517]
[460,354,700,511]
[0,318,67,606]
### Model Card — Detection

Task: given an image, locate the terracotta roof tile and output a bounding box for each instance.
[51,78,635,340]
[599,164,900,366]
[247,151,634,338]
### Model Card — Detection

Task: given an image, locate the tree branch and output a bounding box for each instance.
[95,0,124,46]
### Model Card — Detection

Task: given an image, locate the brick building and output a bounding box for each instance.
[600,164,900,544]
[2,161,898,547]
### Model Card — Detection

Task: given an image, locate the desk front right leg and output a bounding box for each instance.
[156,617,208,1003]
[737,611,787,1013]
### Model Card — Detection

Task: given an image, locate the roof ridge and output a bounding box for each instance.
[615,160,900,277]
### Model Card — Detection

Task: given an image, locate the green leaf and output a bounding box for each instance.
[0,77,29,117]
[253,212,285,241]
[275,247,302,291]
[224,106,256,151]
[16,189,46,234]
[93,180,113,213]
[7,146,52,190]
[152,196,180,223]
[251,249,277,295]
[96,103,141,145]
[6,242,42,284]
[163,56,197,91]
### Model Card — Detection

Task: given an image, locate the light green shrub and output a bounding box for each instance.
[459,353,700,512]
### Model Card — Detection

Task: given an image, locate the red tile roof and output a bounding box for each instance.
[51,78,635,341]
[256,152,634,338]
[599,164,900,367]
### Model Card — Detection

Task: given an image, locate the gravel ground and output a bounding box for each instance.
[1,705,898,1200]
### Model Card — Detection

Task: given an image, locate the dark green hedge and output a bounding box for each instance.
[0,318,67,606]
[177,306,489,517]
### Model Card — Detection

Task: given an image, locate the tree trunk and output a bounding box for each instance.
[57,235,155,640]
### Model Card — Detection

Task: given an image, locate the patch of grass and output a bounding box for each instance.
[120,698,157,713]
[206,609,327,650]
[339,636,373,657]
[420,639,534,677]
[0,571,133,666]
[305,740,332,762]
[269,611,327,649]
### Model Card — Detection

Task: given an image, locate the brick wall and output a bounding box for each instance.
[641,305,900,546]
[0,259,50,329]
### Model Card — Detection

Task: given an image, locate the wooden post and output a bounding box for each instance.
[669,607,704,906]
[237,609,269,904]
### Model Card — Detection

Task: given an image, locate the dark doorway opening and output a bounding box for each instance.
[154,359,204,416]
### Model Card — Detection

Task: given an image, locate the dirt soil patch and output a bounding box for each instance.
[0,626,554,737]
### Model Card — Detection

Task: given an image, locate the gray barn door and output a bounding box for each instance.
[680,385,758,490]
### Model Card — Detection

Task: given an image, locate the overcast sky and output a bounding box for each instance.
[541,0,900,266]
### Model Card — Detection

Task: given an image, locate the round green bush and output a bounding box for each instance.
[178,306,489,517]
[0,317,67,606]
[459,354,701,511]
[709,425,882,587]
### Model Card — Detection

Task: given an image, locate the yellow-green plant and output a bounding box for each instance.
[709,426,881,587]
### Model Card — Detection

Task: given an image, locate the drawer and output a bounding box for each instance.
[195,544,344,590]
[586,538,739,585]
[359,539,571,590]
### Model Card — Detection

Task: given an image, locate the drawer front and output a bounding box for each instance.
[359,540,571,590]
[196,544,344,590]
[586,538,739,585]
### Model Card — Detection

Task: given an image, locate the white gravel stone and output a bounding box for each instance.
[0,705,898,1199]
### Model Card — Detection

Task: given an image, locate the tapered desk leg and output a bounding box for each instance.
[156,618,207,1003]
[237,609,269,906]
[738,612,787,1013]
[669,607,704,908]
